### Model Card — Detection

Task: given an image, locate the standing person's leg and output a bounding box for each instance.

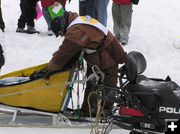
[26,1,37,32]
[0,44,5,69]
[81,64,118,116]
[102,64,118,115]
[17,0,27,31]
[112,3,121,42]
[81,67,97,116]
[119,4,132,45]
[0,0,5,32]
[96,0,109,26]
[42,8,53,35]
[42,8,52,31]
[85,0,96,18]
[0,8,5,32]
[26,1,36,28]
[79,0,86,16]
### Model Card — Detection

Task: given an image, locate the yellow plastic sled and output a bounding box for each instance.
[0,63,71,112]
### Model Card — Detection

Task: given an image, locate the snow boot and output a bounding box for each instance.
[16,27,25,33]
[27,26,39,34]
[121,40,128,45]
[47,30,53,36]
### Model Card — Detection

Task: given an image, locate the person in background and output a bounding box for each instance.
[0,44,5,70]
[40,0,66,36]
[79,0,109,27]
[0,0,5,32]
[48,11,127,116]
[112,0,133,45]
[16,0,39,33]
[78,0,86,16]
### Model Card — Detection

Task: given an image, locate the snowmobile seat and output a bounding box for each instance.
[124,51,180,101]
[131,75,179,93]
[123,51,180,114]
[125,75,180,112]
[125,51,147,83]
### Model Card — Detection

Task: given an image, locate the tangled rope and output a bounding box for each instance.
[88,88,107,134]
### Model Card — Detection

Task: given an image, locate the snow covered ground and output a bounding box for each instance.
[0,127,129,134]
[0,0,180,133]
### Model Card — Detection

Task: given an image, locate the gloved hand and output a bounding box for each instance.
[43,70,53,79]
[29,67,52,80]
[43,69,63,79]
[42,68,63,79]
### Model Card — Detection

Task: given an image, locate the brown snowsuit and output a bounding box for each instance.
[48,12,127,114]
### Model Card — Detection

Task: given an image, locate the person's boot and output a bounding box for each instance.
[27,25,39,34]
[47,30,53,36]
[121,40,128,45]
[16,27,25,33]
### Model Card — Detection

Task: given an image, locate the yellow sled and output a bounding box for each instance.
[0,63,71,112]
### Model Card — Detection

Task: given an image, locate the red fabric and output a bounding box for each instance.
[113,0,131,5]
[41,0,66,8]
[119,106,144,117]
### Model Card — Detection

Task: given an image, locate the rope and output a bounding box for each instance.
[76,63,81,118]
[88,88,106,134]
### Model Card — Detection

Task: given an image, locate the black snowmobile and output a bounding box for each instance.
[101,51,180,134]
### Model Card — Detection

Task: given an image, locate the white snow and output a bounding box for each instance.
[0,127,129,134]
[0,0,180,133]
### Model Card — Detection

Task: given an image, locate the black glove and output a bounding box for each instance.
[43,70,53,79]
[30,68,49,80]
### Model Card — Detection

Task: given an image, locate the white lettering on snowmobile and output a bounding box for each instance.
[159,106,180,114]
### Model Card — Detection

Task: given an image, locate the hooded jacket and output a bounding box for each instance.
[48,12,127,71]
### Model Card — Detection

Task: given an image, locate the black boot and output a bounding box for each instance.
[27,25,39,34]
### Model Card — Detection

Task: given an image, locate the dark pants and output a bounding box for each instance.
[81,64,118,114]
[79,0,86,16]
[0,7,5,31]
[17,0,37,28]
[0,44,5,69]
[85,0,109,26]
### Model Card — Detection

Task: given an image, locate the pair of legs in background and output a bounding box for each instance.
[80,0,109,27]
[16,0,37,33]
[41,8,53,35]
[112,3,133,45]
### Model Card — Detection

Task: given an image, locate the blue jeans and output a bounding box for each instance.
[86,0,109,26]
[42,8,52,30]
